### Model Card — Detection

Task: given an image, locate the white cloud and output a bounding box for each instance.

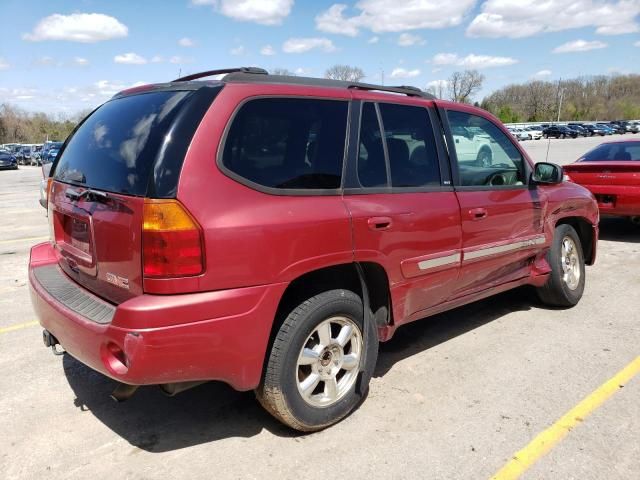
[282,37,336,53]
[534,69,552,77]
[432,52,518,69]
[397,33,426,47]
[0,58,10,70]
[552,39,608,53]
[432,53,460,65]
[368,36,379,44]
[634,41,640,47]
[230,45,246,55]
[114,52,147,65]
[426,79,448,89]
[316,0,476,36]
[36,56,56,66]
[390,67,421,79]
[294,67,312,75]
[23,13,128,43]
[178,37,195,47]
[73,57,89,67]
[169,56,193,64]
[467,0,640,38]
[151,55,164,63]
[193,0,293,25]
[260,45,276,55]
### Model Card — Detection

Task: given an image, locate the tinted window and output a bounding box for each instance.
[222,98,348,190]
[54,91,193,195]
[447,110,525,187]
[581,143,640,161]
[357,103,387,188]
[379,103,440,188]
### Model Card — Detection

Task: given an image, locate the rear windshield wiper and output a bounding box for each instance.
[65,187,110,203]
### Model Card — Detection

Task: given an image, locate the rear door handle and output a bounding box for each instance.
[367,216,393,231]
[469,208,488,220]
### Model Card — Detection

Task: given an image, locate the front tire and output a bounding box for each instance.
[536,225,585,307]
[476,147,493,167]
[257,289,378,432]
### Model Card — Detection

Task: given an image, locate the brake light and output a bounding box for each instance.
[142,199,204,278]
[46,179,54,242]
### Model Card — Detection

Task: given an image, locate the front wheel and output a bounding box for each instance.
[257,289,378,431]
[476,147,493,167]
[536,224,585,307]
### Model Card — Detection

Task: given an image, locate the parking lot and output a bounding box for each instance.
[1,135,638,479]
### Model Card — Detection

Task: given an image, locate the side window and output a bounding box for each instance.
[222,98,348,190]
[447,110,526,188]
[357,103,387,188]
[378,103,440,188]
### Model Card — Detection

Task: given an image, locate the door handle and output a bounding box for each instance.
[367,216,392,231]
[469,208,488,220]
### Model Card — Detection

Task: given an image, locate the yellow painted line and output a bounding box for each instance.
[0,320,39,335]
[0,236,49,245]
[491,355,640,480]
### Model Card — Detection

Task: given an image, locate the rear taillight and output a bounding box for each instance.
[142,199,204,278]
[46,179,54,242]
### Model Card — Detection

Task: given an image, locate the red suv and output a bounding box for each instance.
[30,67,598,431]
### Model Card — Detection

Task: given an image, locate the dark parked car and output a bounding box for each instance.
[0,148,18,169]
[567,124,589,136]
[40,142,63,164]
[30,67,599,431]
[582,124,607,136]
[543,125,578,139]
[603,123,626,135]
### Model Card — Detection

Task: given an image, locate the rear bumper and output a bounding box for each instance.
[584,185,640,216]
[29,242,287,390]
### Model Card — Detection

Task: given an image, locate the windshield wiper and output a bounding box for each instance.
[65,187,110,203]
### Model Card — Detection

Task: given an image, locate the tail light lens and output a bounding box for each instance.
[142,199,204,278]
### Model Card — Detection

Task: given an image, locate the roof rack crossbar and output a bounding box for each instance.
[173,67,268,83]
[347,83,435,99]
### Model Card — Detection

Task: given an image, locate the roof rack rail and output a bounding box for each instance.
[173,67,268,82]
[347,83,435,99]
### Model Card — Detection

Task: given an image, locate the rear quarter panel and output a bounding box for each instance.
[156,83,354,294]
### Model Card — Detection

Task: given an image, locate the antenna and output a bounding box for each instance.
[545,78,562,164]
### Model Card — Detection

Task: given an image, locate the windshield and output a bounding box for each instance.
[53,91,193,196]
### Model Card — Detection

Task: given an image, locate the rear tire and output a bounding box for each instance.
[537,225,585,308]
[257,289,378,432]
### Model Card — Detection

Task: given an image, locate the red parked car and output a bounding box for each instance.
[29,67,599,431]
[564,140,640,223]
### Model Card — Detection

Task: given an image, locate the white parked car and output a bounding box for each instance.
[507,127,529,141]
[451,124,494,166]
[524,126,543,140]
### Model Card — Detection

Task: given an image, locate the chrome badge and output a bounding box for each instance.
[106,272,130,290]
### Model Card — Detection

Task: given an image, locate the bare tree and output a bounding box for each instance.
[426,80,448,99]
[270,68,296,76]
[447,70,485,104]
[324,64,365,82]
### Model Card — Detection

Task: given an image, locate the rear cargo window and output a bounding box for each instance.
[221,98,348,190]
[582,143,640,161]
[53,91,193,196]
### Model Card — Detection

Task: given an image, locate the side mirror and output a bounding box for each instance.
[531,162,563,185]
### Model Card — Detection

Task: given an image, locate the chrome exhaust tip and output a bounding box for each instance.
[110,383,139,402]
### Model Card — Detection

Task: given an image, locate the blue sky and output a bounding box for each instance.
[1,0,639,115]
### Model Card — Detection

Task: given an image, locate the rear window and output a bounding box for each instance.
[581,143,640,161]
[221,98,348,190]
[53,91,193,196]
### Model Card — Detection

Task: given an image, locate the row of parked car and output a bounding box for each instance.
[507,120,640,141]
[0,141,63,168]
